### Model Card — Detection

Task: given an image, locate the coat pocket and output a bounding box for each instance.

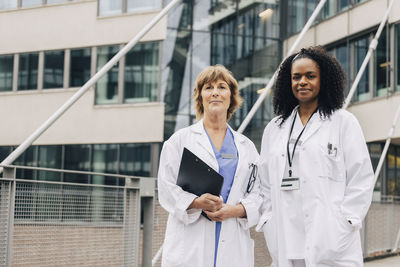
[318,144,345,182]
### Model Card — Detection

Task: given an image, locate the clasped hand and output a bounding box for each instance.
[189,193,245,222]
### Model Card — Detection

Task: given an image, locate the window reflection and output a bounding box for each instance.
[64,144,91,183]
[124,42,159,103]
[21,0,42,8]
[396,24,400,92]
[18,53,38,90]
[96,45,119,104]
[127,0,161,12]
[70,48,91,87]
[0,0,17,10]
[44,50,64,89]
[38,146,62,181]
[353,36,370,102]
[375,28,390,97]
[0,55,13,92]
[98,0,122,16]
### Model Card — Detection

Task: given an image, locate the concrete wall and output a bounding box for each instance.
[0,89,164,145]
[0,0,166,54]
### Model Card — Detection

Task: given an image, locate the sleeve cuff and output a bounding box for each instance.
[174,191,201,224]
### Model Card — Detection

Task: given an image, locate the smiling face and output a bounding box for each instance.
[201,79,231,119]
[291,57,321,107]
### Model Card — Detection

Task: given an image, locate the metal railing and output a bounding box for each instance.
[0,165,156,267]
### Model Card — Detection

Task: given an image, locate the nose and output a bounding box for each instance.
[211,85,219,96]
[299,76,307,86]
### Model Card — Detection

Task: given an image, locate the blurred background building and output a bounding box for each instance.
[0,0,400,266]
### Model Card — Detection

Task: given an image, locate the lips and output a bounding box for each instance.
[296,88,312,92]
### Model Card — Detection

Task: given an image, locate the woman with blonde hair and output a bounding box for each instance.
[158,65,261,267]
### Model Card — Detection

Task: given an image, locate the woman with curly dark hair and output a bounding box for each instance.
[256,46,374,267]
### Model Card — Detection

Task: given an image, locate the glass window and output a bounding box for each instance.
[96,45,119,104]
[18,53,38,90]
[353,36,370,102]
[396,24,400,92]
[47,0,69,4]
[70,48,91,87]
[92,144,118,185]
[322,0,335,19]
[306,0,316,22]
[37,145,62,181]
[21,0,42,8]
[124,42,159,103]
[0,146,12,162]
[98,0,122,16]
[127,0,161,13]
[335,44,350,96]
[0,0,17,10]
[375,28,390,97]
[387,146,396,196]
[0,55,13,92]
[64,144,91,183]
[339,0,349,11]
[119,144,151,177]
[44,50,64,89]
[14,146,38,180]
[289,0,305,34]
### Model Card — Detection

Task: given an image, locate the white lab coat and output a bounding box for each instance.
[257,108,374,267]
[158,119,261,267]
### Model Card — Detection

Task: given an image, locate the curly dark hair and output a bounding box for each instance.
[273,46,345,125]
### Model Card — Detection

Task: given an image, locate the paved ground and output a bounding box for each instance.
[365,255,400,266]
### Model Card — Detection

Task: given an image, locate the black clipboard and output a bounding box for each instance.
[177,147,224,219]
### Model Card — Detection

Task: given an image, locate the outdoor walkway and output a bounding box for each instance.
[365,255,400,266]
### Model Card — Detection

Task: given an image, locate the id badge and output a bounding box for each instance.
[281,177,300,191]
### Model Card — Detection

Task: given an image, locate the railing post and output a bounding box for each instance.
[140,178,156,267]
[123,177,141,267]
[0,167,16,267]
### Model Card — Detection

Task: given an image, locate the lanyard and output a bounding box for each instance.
[286,108,318,177]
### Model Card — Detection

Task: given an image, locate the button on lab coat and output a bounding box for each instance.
[158,119,262,267]
[257,109,374,267]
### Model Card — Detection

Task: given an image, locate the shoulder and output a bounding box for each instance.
[329,109,360,125]
[231,129,258,153]
[263,116,282,135]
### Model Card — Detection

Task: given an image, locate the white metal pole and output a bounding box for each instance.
[237,0,327,133]
[344,0,394,109]
[0,0,182,174]
[152,244,163,267]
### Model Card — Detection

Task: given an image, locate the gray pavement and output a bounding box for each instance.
[365,255,400,266]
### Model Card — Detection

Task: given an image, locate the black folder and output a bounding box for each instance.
[177,147,224,201]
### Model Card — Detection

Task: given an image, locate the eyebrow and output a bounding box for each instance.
[292,71,317,75]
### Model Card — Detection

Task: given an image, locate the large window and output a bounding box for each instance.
[124,42,159,103]
[21,0,42,8]
[44,50,64,89]
[0,55,13,92]
[396,24,400,92]
[98,0,162,16]
[0,0,17,9]
[5,143,153,183]
[18,53,39,90]
[70,48,91,87]
[353,36,370,102]
[375,28,390,97]
[96,45,119,104]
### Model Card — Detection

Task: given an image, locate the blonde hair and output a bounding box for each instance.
[193,65,242,121]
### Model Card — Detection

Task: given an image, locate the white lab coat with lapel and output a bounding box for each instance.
[158,119,262,267]
[257,108,374,267]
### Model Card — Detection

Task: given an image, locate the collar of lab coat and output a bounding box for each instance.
[281,106,327,145]
[190,119,246,158]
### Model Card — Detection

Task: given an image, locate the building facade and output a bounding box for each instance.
[1,0,400,266]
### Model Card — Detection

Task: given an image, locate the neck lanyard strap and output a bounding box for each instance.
[286,108,318,170]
